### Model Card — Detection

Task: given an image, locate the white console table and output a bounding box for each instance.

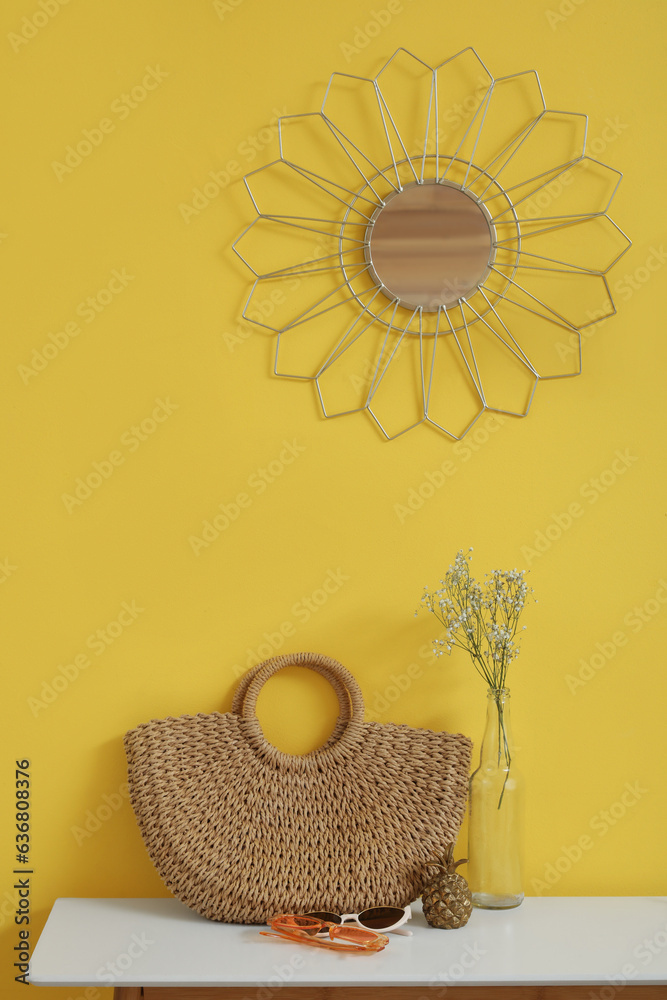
[29,897,667,999]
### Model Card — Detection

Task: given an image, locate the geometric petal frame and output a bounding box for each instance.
[234,48,631,440]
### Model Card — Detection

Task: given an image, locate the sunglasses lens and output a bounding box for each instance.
[332,925,379,945]
[358,906,404,929]
[305,911,341,924]
[290,917,320,937]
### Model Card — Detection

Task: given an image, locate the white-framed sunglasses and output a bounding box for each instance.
[305,904,412,936]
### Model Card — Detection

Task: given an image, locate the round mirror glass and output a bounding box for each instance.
[367,182,494,311]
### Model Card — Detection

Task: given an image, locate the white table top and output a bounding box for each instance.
[30,896,667,988]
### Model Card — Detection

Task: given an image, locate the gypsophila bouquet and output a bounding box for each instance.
[418,548,535,691]
[418,549,535,808]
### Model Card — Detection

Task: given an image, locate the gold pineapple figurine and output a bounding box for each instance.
[421,844,473,929]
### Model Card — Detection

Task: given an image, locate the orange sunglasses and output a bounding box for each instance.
[260,914,389,952]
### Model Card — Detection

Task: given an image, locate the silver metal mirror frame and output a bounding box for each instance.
[233,48,631,441]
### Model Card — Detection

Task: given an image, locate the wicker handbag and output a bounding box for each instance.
[124,652,472,924]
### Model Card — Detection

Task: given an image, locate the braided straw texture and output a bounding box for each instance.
[124,652,473,924]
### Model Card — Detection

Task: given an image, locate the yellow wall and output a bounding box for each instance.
[1,0,666,996]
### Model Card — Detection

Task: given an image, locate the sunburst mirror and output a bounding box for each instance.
[234,48,630,440]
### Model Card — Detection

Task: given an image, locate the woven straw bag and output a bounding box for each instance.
[124,652,472,924]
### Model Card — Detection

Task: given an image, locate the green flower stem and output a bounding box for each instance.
[496,696,511,810]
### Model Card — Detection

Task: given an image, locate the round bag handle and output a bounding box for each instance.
[239,652,365,761]
[232,660,354,751]
[232,660,353,723]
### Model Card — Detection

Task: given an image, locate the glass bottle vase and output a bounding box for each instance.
[468,687,524,909]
